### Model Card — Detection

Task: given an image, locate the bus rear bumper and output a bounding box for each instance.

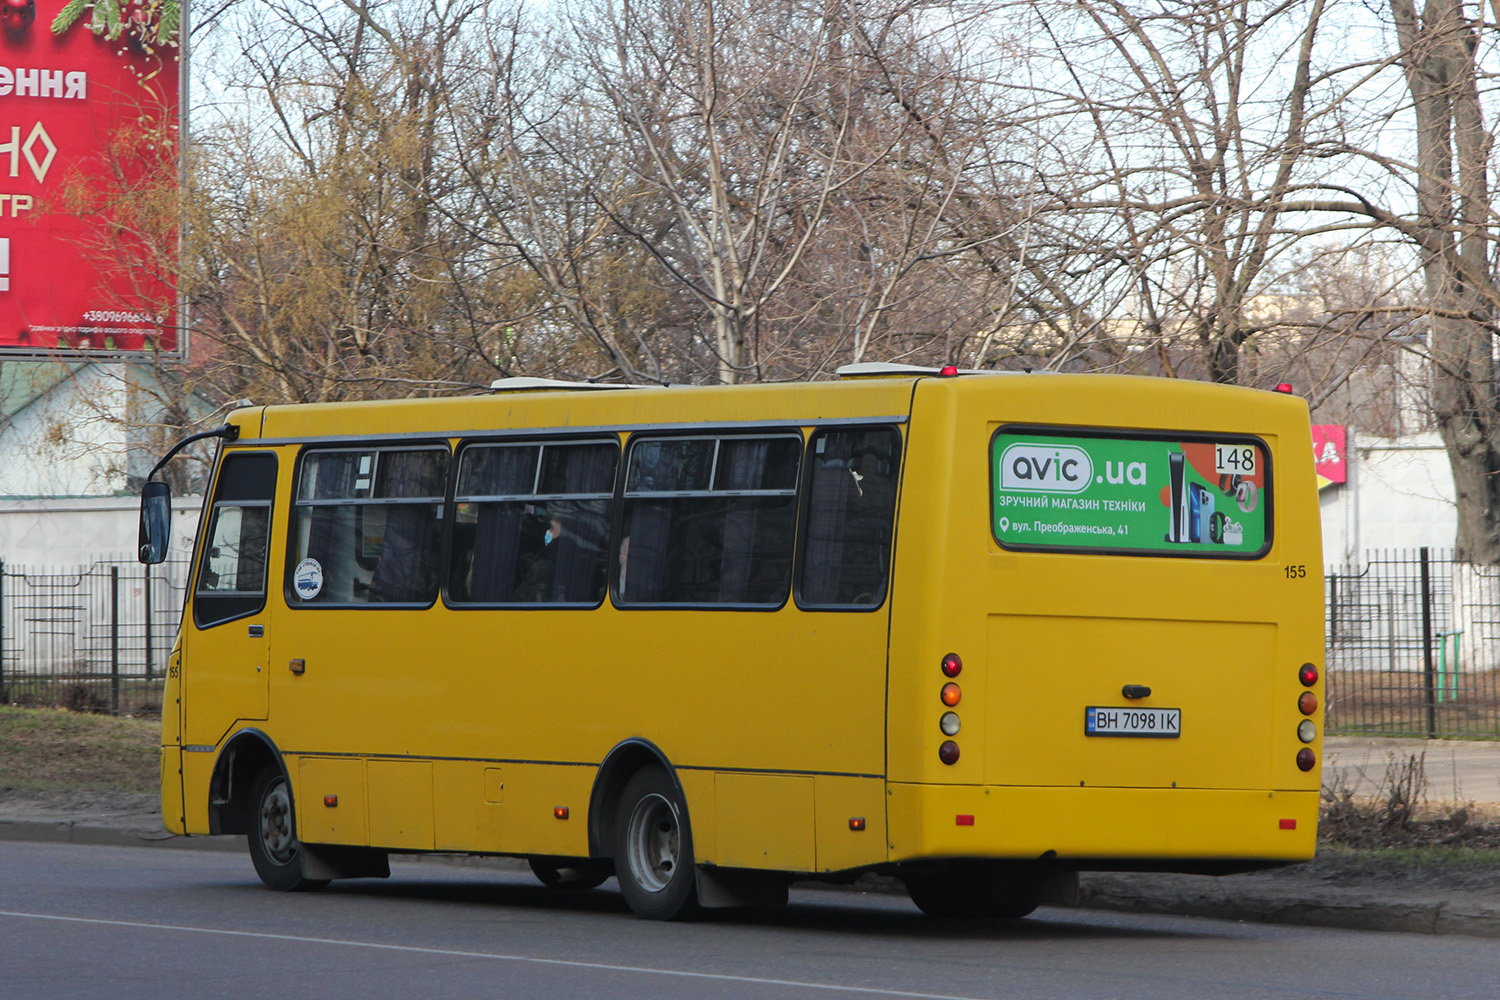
[886,783,1318,868]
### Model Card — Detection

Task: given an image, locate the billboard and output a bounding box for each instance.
[0,0,180,358]
[991,427,1272,558]
[1311,424,1346,490]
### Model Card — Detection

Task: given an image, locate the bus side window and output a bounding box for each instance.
[798,427,901,608]
[618,434,799,607]
[291,447,448,606]
[448,440,616,606]
[194,451,277,629]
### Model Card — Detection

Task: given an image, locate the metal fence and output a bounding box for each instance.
[1326,548,1500,738]
[0,558,189,714]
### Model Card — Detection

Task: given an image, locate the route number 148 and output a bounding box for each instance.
[1215,444,1257,476]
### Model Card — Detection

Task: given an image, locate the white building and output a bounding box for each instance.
[1318,430,1456,568]
[0,361,209,566]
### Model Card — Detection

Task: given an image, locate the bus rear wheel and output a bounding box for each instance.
[613,767,699,920]
[247,767,329,893]
[903,874,1037,920]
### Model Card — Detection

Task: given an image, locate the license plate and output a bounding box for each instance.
[1085,706,1181,737]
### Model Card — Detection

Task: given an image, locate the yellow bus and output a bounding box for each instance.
[138,365,1325,920]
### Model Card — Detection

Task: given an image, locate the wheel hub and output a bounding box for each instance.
[625,792,679,893]
[259,780,296,864]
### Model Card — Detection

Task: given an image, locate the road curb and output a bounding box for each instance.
[0,819,245,851]
[1075,876,1500,938]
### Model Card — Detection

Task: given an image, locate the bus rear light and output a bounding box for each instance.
[554,807,569,820]
[323,795,338,808]
[940,683,962,707]
[1297,720,1317,743]
[955,814,975,826]
[1298,691,1317,715]
[849,817,866,831]
[939,741,960,765]
[1279,818,1297,830]
[1299,663,1318,686]
[940,711,961,736]
[941,652,962,677]
[1296,748,1315,771]
[939,365,959,377]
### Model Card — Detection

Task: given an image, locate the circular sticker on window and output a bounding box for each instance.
[293,558,324,600]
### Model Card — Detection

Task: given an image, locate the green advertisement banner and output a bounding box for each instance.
[991,429,1270,557]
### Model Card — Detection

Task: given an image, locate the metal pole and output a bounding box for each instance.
[1328,573,1338,648]
[110,565,120,715]
[1420,547,1437,739]
[0,559,6,704]
[143,563,153,683]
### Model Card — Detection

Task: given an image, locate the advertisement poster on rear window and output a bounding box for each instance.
[991,428,1271,558]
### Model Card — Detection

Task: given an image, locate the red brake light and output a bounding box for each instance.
[1296,748,1316,772]
[939,741,960,764]
[1299,663,1318,686]
[941,653,962,677]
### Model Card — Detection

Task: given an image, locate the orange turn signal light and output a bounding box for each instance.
[849,817,866,832]
[1298,691,1317,715]
[554,806,569,820]
[323,795,338,808]
[940,683,961,707]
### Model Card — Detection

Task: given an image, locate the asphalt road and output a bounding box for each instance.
[1,841,1496,1000]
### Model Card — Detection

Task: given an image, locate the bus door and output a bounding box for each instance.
[182,450,278,749]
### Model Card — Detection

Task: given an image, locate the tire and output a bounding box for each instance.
[613,767,699,920]
[904,874,1037,920]
[529,857,611,890]
[246,767,329,892]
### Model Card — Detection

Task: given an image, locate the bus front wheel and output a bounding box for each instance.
[247,767,329,893]
[613,767,699,920]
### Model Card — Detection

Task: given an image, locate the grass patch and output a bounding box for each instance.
[1320,750,1500,850]
[0,706,159,793]
[1318,844,1500,866]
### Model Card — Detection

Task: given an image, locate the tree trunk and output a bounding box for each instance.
[1391,0,1500,566]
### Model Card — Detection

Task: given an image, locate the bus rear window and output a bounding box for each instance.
[991,428,1271,558]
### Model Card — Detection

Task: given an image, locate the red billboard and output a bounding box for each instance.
[1311,424,1347,489]
[0,0,179,357]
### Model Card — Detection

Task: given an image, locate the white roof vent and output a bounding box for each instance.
[835,362,1022,378]
[489,376,655,392]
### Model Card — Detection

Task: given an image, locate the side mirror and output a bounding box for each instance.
[139,481,172,564]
